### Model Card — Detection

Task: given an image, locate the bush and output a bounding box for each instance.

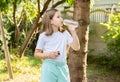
[87,53,120,70]
[100,12,120,69]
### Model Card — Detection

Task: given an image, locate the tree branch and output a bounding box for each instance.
[18,0,51,57]
[38,0,64,25]
[37,0,40,13]
[51,0,64,8]
[40,0,52,16]
[13,1,20,45]
[13,2,17,26]
[7,15,14,24]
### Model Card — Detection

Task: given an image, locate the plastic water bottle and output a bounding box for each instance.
[62,19,78,30]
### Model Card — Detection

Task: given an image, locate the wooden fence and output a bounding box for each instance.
[90,8,110,23]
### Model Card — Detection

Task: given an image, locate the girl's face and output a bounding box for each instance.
[51,11,63,28]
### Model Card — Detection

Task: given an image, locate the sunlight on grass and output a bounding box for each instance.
[0,72,9,82]
[1,55,120,82]
[0,55,41,81]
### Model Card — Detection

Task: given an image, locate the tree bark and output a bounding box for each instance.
[51,0,64,8]
[0,12,13,79]
[13,1,20,46]
[68,0,90,82]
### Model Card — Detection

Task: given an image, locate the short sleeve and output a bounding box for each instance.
[35,33,45,50]
[64,31,73,45]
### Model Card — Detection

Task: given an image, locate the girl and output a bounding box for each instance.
[34,9,80,82]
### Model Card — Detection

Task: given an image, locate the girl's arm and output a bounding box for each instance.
[34,49,48,59]
[34,49,59,59]
[67,25,80,51]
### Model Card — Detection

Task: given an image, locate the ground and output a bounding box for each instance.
[2,64,120,82]
[2,60,120,82]
[88,74,120,82]
[2,73,120,82]
[3,74,40,82]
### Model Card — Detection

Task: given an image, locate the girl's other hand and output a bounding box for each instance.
[47,51,59,59]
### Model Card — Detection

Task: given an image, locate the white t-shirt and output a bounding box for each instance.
[36,31,73,62]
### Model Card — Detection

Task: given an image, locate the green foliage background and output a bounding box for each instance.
[101,12,120,68]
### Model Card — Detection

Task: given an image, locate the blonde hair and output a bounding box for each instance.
[42,9,58,36]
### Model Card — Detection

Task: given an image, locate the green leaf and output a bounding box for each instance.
[66,0,73,6]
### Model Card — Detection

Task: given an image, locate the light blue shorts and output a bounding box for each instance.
[40,59,70,82]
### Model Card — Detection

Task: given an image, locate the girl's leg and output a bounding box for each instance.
[57,65,70,82]
[40,63,57,82]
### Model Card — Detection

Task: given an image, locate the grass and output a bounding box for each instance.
[87,64,110,77]
[0,53,120,82]
[0,55,41,81]
[87,63,120,82]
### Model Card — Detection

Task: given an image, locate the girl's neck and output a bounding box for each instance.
[52,25,59,33]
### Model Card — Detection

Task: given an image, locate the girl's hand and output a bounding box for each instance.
[67,24,76,31]
[63,19,78,31]
[47,51,59,59]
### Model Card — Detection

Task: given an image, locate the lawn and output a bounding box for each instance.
[0,56,120,82]
[0,55,41,82]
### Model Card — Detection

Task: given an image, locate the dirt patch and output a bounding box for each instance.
[2,74,40,82]
[88,74,120,82]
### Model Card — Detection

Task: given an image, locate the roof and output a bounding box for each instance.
[92,0,120,10]
[94,0,120,5]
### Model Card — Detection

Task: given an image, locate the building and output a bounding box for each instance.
[90,0,120,22]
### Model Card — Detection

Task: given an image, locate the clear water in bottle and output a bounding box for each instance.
[63,19,78,28]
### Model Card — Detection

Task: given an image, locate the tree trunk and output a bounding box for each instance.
[68,0,90,82]
[18,14,40,57]
[0,12,13,79]
[13,1,20,46]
